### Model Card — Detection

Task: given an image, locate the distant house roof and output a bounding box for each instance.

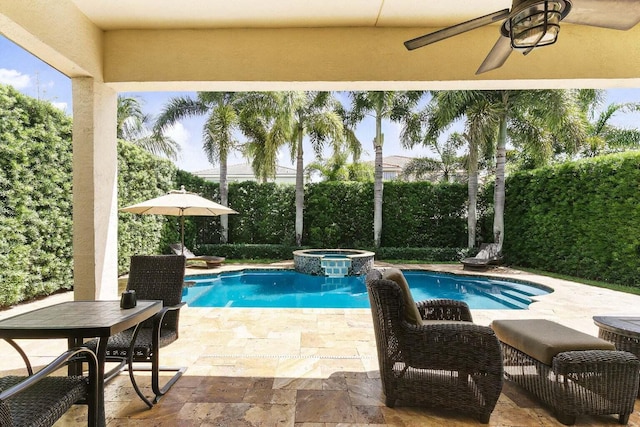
[363,155,470,182]
[364,155,415,181]
[192,163,297,184]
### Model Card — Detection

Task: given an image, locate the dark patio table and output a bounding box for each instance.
[0,300,162,427]
[593,315,640,396]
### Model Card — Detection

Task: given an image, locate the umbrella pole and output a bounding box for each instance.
[180,215,185,255]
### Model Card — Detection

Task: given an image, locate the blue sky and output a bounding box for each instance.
[1,35,639,173]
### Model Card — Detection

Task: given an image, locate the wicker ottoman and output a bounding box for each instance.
[491,319,640,425]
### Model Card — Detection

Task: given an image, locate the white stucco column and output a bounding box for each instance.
[71,77,118,300]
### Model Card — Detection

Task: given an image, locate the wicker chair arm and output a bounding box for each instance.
[400,322,503,373]
[151,302,185,325]
[150,302,186,339]
[416,299,473,321]
[0,347,98,401]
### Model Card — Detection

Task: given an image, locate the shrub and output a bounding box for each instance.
[0,85,74,305]
[504,151,640,286]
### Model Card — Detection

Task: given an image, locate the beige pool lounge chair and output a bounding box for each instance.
[461,243,503,271]
[169,243,225,268]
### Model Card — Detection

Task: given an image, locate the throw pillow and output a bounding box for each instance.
[382,268,423,326]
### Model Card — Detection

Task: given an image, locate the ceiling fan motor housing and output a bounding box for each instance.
[502,0,572,50]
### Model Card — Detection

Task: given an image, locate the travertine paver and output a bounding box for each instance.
[1,263,639,426]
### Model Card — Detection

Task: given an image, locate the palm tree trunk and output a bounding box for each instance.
[467,140,479,249]
[373,117,384,248]
[220,152,229,244]
[493,109,508,251]
[295,133,305,246]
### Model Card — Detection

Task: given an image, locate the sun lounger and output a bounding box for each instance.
[461,243,503,271]
[169,243,225,268]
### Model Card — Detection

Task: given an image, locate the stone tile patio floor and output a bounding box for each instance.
[2,262,640,426]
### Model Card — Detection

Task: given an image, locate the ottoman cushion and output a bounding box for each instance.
[491,319,615,365]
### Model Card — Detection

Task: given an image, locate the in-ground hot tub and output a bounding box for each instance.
[293,249,375,276]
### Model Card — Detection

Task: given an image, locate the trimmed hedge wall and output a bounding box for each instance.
[0,85,74,306]
[304,182,373,247]
[118,141,177,272]
[228,181,296,245]
[197,243,465,262]
[382,181,468,247]
[504,151,640,286]
[180,180,470,250]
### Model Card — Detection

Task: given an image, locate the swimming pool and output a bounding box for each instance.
[182,269,551,309]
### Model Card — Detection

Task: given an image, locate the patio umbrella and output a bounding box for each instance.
[120,186,238,254]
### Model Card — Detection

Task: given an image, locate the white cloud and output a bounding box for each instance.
[51,102,68,112]
[0,68,31,89]
[164,122,190,147]
[165,122,210,172]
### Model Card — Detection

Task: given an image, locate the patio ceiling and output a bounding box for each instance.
[2,0,640,90]
[70,1,514,29]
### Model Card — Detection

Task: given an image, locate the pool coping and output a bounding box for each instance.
[181,261,640,337]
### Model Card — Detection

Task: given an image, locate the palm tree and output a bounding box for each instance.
[575,90,640,157]
[346,91,423,247]
[305,150,374,182]
[481,90,586,251]
[240,91,345,246]
[154,92,245,243]
[414,90,585,251]
[401,132,467,183]
[402,91,499,248]
[117,95,179,160]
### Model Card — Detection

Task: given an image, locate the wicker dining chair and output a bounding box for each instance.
[365,269,503,424]
[85,254,187,408]
[0,346,100,427]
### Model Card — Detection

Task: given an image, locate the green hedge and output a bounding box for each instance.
[228,181,296,245]
[118,141,177,272]
[0,85,74,306]
[197,244,465,262]
[371,246,465,261]
[179,180,469,250]
[504,151,640,286]
[304,182,373,247]
[382,181,468,247]
[198,243,297,260]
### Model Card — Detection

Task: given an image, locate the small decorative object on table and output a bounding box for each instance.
[120,289,137,309]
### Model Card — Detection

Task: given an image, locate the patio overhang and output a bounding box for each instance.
[1,0,639,300]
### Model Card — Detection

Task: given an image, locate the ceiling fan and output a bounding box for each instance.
[404,0,640,74]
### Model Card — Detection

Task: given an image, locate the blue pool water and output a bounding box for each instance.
[182,269,551,309]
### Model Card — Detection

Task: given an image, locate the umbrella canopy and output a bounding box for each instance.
[120,186,238,252]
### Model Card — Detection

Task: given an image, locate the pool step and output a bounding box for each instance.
[482,292,529,309]
[472,281,535,309]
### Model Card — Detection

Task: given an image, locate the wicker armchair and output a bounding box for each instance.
[0,346,99,427]
[85,254,187,407]
[365,269,503,424]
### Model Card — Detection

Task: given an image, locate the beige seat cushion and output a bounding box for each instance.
[382,268,423,326]
[491,319,615,366]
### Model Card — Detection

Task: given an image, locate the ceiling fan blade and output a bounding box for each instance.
[476,35,513,75]
[564,0,640,30]
[404,9,510,51]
